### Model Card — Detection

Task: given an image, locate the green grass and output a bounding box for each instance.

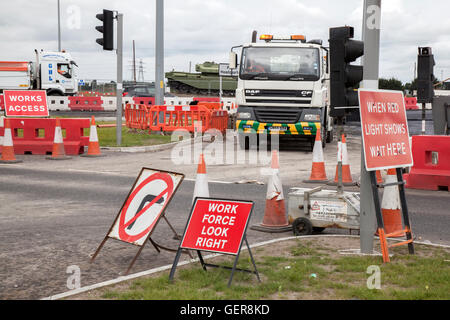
[95,240,450,300]
[95,122,173,147]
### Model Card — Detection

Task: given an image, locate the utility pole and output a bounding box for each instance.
[57,0,61,51]
[359,0,381,254]
[133,40,137,83]
[116,13,123,146]
[155,0,164,105]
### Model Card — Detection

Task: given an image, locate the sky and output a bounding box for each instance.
[0,0,449,84]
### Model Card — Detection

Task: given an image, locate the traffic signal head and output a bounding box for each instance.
[95,9,114,51]
[417,47,435,103]
[329,26,364,117]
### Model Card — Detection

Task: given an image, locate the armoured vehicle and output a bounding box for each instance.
[165,62,237,96]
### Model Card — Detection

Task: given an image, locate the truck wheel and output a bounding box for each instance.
[292,217,313,236]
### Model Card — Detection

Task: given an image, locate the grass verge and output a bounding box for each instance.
[72,237,450,300]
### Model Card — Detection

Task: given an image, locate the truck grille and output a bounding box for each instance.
[254,107,301,124]
[245,89,312,98]
[246,98,311,104]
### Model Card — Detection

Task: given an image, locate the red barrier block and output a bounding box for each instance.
[403,135,450,191]
[404,97,419,110]
[1,118,90,155]
[68,96,104,111]
[132,97,155,106]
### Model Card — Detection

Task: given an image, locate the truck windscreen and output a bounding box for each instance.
[240,47,320,81]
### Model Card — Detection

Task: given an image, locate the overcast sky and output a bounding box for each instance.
[1,0,449,84]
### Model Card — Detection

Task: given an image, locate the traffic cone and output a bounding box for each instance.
[378,168,404,237]
[192,153,209,203]
[304,127,328,183]
[0,118,22,163]
[251,150,291,233]
[329,134,356,186]
[46,118,71,160]
[81,116,105,157]
[376,170,383,184]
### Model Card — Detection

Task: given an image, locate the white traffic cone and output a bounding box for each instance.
[192,153,209,203]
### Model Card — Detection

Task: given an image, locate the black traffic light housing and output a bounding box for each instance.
[417,47,435,103]
[329,26,364,117]
[96,9,114,51]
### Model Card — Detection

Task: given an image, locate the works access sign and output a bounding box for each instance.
[358,89,413,171]
[3,90,48,117]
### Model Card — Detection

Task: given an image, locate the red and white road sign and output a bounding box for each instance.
[108,168,184,246]
[358,89,413,171]
[3,90,48,117]
[180,198,254,255]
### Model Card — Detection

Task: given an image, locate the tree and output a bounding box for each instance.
[379,77,404,91]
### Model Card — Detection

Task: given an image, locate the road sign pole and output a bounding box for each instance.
[360,0,381,254]
[116,13,123,146]
[155,0,164,106]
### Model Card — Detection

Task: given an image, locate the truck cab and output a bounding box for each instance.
[36,50,79,96]
[231,34,333,149]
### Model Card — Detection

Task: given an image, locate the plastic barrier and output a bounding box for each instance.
[148,105,228,134]
[0,118,90,155]
[405,97,419,110]
[193,97,220,102]
[68,96,104,111]
[124,104,151,130]
[403,135,450,191]
[47,96,70,111]
[132,97,155,106]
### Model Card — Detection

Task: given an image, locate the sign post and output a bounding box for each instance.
[358,89,415,262]
[169,197,260,287]
[91,168,185,275]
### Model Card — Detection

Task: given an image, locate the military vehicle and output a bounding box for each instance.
[165,61,237,96]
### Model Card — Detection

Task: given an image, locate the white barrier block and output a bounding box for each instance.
[47,96,70,111]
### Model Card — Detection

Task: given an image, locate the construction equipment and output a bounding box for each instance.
[0,50,79,96]
[165,62,237,96]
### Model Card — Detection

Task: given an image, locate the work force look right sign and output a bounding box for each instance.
[358,89,413,171]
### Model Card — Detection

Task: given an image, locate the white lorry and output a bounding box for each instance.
[0,50,79,96]
[230,32,334,149]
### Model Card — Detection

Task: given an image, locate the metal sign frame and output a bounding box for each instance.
[90,167,185,275]
[169,197,260,287]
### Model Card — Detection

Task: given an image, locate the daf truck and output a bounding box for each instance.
[0,50,79,96]
[230,32,333,149]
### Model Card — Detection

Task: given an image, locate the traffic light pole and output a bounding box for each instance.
[359,0,381,254]
[116,13,123,146]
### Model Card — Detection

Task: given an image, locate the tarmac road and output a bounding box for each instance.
[0,165,448,300]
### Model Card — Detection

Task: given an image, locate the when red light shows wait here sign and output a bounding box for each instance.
[3,90,48,117]
[180,198,253,255]
[358,89,413,171]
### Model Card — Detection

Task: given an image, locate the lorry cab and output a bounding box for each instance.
[231,34,333,149]
[37,50,79,96]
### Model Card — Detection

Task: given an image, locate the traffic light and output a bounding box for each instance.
[329,26,364,117]
[417,47,435,103]
[95,9,114,51]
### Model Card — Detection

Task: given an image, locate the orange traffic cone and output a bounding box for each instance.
[304,127,328,183]
[81,116,105,157]
[329,134,356,186]
[0,118,22,163]
[379,168,404,237]
[47,118,71,160]
[376,170,383,185]
[252,150,291,233]
[192,153,210,203]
